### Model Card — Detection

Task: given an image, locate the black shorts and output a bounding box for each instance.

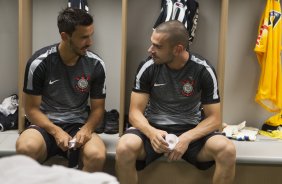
[28,123,83,161]
[124,126,222,171]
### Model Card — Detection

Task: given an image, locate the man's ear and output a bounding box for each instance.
[173,44,184,55]
[61,32,69,41]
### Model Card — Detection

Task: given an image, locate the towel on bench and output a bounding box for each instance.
[223,121,259,141]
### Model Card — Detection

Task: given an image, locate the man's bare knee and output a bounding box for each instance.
[116,135,144,165]
[216,140,236,164]
[16,130,46,161]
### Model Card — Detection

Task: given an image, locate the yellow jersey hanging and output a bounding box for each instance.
[254,0,282,112]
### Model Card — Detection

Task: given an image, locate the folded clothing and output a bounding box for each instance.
[222,121,246,138]
[259,130,282,139]
[0,94,18,116]
[222,121,259,141]
[259,111,282,139]
[0,109,18,131]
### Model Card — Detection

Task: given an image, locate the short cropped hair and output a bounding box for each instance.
[155,20,189,49]
[57,7,93,35]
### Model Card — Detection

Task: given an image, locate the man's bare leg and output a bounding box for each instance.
[81,133,106,172]
[115,134,145,184]
[197,135,236,184]
[16,128,47,163]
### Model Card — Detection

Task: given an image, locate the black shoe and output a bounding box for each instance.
[261,123,282,132]
[104,109,119,134]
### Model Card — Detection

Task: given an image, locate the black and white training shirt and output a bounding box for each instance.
[153,0,199,45]
[23,44,106,124]
[133,53,220,129]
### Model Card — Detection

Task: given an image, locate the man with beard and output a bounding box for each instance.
[115,20,236,184]
[16,7,106,172]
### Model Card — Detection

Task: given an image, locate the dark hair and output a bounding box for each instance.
[57,7,93,35]
[155,20,189,49]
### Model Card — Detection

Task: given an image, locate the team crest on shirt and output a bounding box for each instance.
[269,10,281,28]
[75,74,90,93]
[180,80,194,96]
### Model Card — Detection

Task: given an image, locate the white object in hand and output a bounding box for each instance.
[69,138,76,149]
[165,134,179,150]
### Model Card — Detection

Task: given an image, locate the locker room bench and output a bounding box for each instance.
[1,132,282,165]
[103,134,281,184]
[138,135,282,184]
[0,131,119,158]
[0,131,119,175]
[233,135,282,165]
[1,131,282,184]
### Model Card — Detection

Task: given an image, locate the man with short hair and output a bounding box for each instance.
[115,20,236,184]
[16,7,106,172]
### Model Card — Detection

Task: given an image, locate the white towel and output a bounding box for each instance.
[0,155,119,184]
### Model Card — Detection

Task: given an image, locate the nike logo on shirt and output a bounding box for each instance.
[154,83,166,87]
[49,79,60,85]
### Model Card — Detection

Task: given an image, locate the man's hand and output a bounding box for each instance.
[149,129,170,154]
[73,126,92,148]
[53,127,72,151]
[166,133,191,161]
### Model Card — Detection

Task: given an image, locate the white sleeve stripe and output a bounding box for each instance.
[86,51,106,94]
[27,46,57,90]
[191,55,219,99]
[135,59,154,90]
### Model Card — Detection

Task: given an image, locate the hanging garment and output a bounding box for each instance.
[254,0,282,112]
[68,0,89,12]
[153,0,199,45]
